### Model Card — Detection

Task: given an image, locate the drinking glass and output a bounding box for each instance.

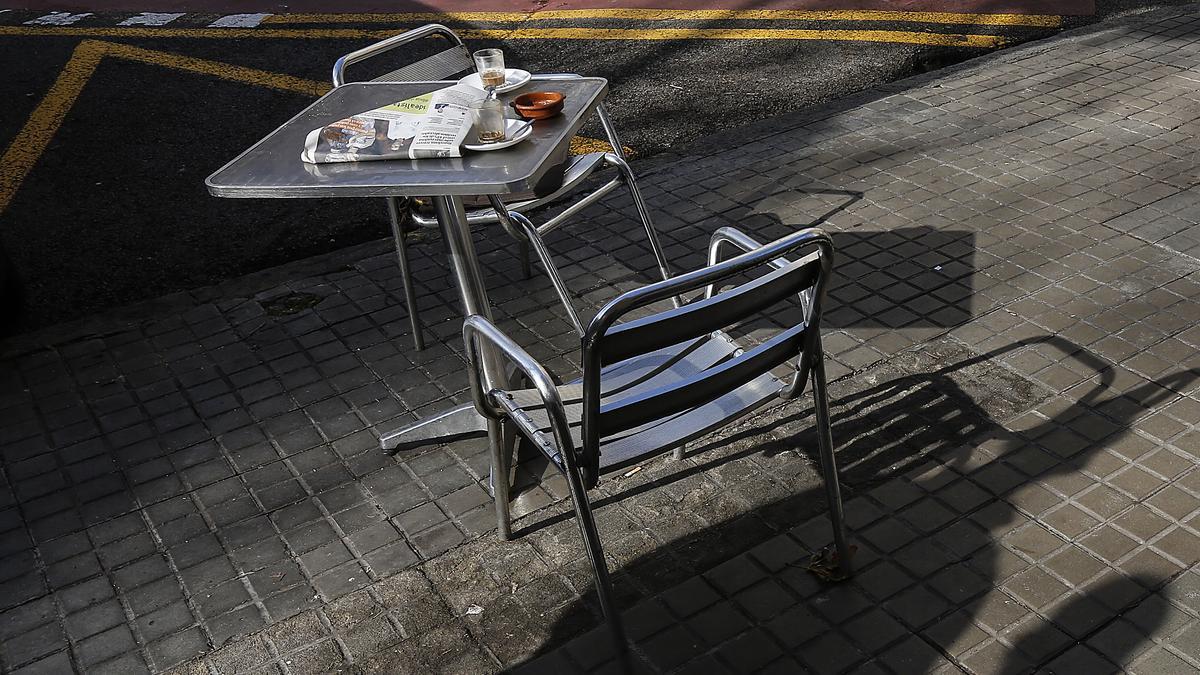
[473,49,506,88]
[470,98,507,143]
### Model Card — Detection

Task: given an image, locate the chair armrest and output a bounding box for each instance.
[706,225,821,325]
[462,316,580,466]
[530,73,583,80]
[332,24,464,86]
[707,226,793,271]
[705,227,791,299]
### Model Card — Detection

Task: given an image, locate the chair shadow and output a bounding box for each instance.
[511,336,1195,672]
[999,574,1165,674]
[505,185,979,513]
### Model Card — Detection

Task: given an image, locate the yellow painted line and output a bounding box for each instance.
[96,41,329,95]
[0,39,614,217]
[470,27,1007,47]
[262,11,533,23]
[536,9,1060,26]
[265,8,1061,27]
[0,25,1007,47]
[0,40,103,216]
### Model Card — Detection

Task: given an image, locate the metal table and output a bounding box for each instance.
[207,78,609,450]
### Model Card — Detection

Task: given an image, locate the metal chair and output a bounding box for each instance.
[463,226,852,657]
[333,24,665,351]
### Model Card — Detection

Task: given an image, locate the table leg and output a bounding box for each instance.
[379,195,507,453]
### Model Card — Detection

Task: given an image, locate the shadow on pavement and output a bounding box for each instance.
[511,336,1196,672]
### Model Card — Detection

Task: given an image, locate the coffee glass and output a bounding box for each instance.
[472,49,506,88]
[470,98,507,143]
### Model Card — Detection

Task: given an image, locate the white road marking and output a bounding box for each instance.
[208,13,272,27]
[24,12,92,25]
[118,12,185,26]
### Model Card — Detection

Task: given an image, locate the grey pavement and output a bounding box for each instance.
[3,6,1200,675]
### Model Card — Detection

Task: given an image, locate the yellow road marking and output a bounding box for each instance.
[0,40,103,216]
[472,27,1006,47]
[0,25,1007,47]
[94,41,329,95]
[538,9,1060,26]
[265,9,1061,27]
[262,11,535,24]
[0,39,615,217]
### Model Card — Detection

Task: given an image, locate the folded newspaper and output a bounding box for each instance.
[301,83,485,164]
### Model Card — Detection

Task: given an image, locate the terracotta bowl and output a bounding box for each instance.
[512,91,565,120]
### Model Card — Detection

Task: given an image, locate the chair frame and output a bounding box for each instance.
[332,24,670,351]
[463,226,851,658]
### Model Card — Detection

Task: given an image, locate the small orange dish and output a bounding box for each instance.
[512,91,565,120]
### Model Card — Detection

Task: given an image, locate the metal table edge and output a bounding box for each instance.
[204,78,610,199]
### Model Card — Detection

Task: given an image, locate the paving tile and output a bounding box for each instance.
[684,600,751,646]
[1087,618,1156,668]
[1044,545,1106,587]
[883,585,950,629]
[661,577,723,619]
[75,624,136,667]
[1000,612,1074,663]
[1045,645,1120,674]
[136,601,197,643]
[1128,647,1200,675]
[1080,526,1140,564]
[704,555,766,596]
[1004,566,1070,610]
[714,630,782,672]
[639,624,704,672]
[797,630,865,674]
[4,620,68,668]
[1152,527,1200,566]
[65,599,126,640]
[728,578,794,622]
[89,652,151,675]
[10,651,74,675]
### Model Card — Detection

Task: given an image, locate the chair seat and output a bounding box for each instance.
[493,331,787,475]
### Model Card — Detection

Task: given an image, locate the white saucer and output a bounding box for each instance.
[458,68,532,94]
[464,119,534,152]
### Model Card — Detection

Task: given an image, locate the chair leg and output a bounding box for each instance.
[610,156,672,287]
[386,196,425,352]
[487,418,514,540]
[811,347,853,579]
[518,239,532,280]
[562,465,629,667]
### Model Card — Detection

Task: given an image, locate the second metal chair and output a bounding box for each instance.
[333,24,666,351]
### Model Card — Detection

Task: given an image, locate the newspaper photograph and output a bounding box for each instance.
[301,83,485,164]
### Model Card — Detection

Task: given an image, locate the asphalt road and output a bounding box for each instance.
[0,3,1188,333]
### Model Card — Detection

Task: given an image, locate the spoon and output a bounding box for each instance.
[509,118,534,136]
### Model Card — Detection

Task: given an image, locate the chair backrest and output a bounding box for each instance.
[579,228,834,478]
[332,24,474,87]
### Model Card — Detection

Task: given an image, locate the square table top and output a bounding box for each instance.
[205,78,608,199]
